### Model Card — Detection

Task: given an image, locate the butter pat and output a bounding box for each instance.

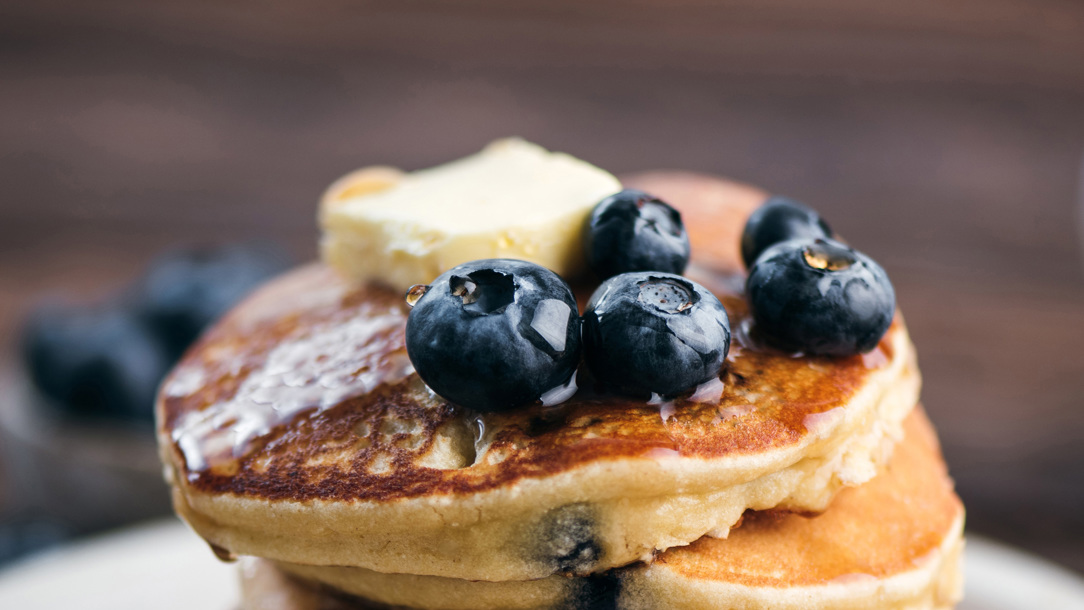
[320,138,621,290]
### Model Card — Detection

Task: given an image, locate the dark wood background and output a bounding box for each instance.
[2,0,1084,573]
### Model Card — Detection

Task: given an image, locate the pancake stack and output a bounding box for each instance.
[156,168,964,609]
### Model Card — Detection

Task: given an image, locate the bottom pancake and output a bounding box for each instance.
[240,407,964,610]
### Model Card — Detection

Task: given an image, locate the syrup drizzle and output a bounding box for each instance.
[172,304,412,473]
[166,265,900,485]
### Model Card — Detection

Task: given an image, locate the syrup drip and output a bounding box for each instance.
[471,415,495,465]
[688,377,726,403]
[405,284,429,307]
[657,377,727,426]
[539,371,578,407]
[209,543,238,563]
[861,346,889,369]
[802,406,846,436]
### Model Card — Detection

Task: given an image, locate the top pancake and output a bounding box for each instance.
[158,172,921,581]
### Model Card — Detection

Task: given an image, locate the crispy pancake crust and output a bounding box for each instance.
[245,408,963,610]
[625,405,964,609]
[158,172,921,580]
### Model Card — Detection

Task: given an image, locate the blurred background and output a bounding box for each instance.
[2,0,1083,576]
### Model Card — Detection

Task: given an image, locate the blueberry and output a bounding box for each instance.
[131,243,291,358]
[582,272,730,397]
[746,238,895,355]
[741,196,833,268]
[20,303,171,421]
[533,503,601,574]
[583,189,690,279]
[572,573,621,610]
[405,259,582,412]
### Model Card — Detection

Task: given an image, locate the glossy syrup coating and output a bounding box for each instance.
[160,260,898,503]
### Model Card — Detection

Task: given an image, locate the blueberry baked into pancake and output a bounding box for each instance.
[156,140,963,609]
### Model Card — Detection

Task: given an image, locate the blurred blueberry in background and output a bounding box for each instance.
[131,243,293,361]
[22,304,170,422]
[20,242,292,424]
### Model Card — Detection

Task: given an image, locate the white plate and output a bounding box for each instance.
[0,519,238,610]
[1,522,1083,609]
[959,537,1084,610]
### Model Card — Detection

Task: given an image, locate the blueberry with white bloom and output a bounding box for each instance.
[746,238,895,356]
[741,196,833,268]
[405,259,582,412]
[582,272,730,397]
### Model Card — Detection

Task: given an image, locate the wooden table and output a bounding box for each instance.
[2,0,1084,573]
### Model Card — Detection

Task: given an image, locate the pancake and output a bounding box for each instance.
[241,408,963,610]
[157,173,921,581]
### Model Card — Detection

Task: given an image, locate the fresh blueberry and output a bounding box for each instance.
[583,189,690,279]
[405,259,582,412]
[746,238,895,355]
[582,272,730,397]
[131,243,292,358]
[20,303,171,421]
[741,196,833,268]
